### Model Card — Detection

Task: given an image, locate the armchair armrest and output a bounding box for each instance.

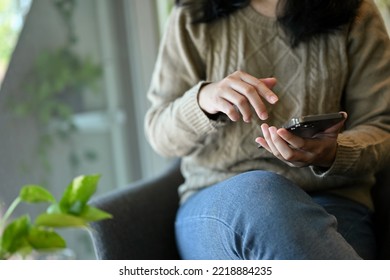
[89,159,184,260]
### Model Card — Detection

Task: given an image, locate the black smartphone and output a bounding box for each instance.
[283,112,345,138]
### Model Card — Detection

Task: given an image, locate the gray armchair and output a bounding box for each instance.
[90,159,183,260]
[89,159,390,260]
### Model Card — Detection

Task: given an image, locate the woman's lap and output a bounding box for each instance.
[175,170,376,260]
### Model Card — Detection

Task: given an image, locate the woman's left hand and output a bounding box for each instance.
[255,113,347,168]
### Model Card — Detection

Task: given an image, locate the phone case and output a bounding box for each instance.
[283,112,345,138]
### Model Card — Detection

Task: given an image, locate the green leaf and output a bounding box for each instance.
[59,174,100,215]
[46,203,61,214]
[0,215,31,254]
[35,213,87,228]
[80,205,112,222]
[19,185,56,203]
[27,227,66,249]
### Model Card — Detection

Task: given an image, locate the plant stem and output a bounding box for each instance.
[0,197,22,231]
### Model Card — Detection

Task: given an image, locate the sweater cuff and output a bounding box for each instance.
[311,134,361,177]
[179,81,228,137]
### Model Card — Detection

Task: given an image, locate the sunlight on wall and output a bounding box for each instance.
[0,0,32,89]
[375,0,390,34]
[156,0,174,36]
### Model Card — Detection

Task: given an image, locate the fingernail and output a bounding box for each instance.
[270,96,278,104]
[260,112,268,120]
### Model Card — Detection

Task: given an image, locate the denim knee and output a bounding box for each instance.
[176,170,361,259]
[212,170,313,217]
[179,171,304,223]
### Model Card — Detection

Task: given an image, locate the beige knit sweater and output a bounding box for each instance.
[145,0,390,209]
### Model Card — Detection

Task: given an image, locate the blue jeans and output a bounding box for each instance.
[175,171,376,260]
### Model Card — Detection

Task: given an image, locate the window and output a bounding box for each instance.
[0,0,32,89]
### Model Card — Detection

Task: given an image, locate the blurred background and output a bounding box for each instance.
[0,0,174,259]
[0,0,389,259]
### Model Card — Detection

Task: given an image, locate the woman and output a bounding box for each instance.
[144,0,390,259]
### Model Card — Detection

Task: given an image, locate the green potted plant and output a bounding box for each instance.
[0,174,111,260]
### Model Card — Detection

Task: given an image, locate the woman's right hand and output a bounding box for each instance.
[198,70,279,122]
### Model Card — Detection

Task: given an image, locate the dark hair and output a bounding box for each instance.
[175,0,362,47]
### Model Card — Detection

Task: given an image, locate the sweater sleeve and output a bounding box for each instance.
[144,7,226,157]
[313,0,390,177]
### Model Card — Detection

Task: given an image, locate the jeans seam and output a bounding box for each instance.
[176,215,243,260]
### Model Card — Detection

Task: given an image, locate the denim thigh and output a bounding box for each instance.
[175,170,372,260]
[311,194,376,259]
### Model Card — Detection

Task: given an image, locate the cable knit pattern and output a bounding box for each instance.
[145,0,390,208]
